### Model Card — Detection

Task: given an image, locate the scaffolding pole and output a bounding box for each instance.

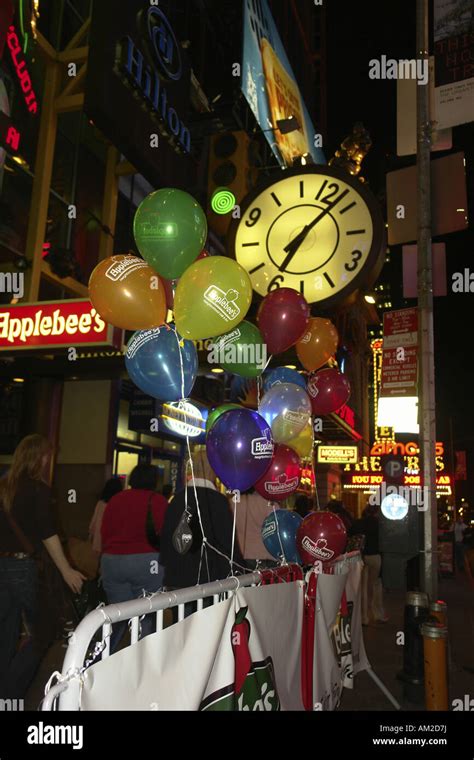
[416,0,438,599]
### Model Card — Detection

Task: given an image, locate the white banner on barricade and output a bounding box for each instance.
[80,581,305,711]
[313,559,370,710]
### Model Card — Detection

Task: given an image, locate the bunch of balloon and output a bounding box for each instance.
[133,189,208,280]
[125,324,198,402]
[296,318,339,372]
[261,510,303,564]
[307,368,351,416]
[296,511,347,566]
[257,288,310,355]
[88,254,168,330]
[259,382,311,444]
[255,444,301,501]
[206,409,274,491]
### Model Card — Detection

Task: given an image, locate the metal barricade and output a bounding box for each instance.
[42,565,303,711]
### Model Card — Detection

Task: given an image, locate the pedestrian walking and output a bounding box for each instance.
[351,503,388,625]
[0,434,85,699]
[100,464,168,651]
[453,515,468,572]
[89,477,124,555]
[231,488,275,569]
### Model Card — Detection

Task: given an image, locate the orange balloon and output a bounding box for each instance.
[89,254,167,330]
[296,317,339,372]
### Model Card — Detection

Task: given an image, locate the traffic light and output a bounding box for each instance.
[207,130,257,238]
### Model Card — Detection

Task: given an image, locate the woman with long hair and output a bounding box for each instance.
[0,434,85,699]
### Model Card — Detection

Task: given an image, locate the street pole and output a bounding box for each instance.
[416,0,438,600]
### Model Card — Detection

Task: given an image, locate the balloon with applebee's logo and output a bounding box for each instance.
[296,511,347,565]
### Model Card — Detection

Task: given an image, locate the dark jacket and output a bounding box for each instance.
[160,486,245,588]
[350,515,380,555]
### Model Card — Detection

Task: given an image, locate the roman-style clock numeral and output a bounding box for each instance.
[299,180,304,198]
[249,263,265,275]
[339,200,356,215]
[323,272,335,288]
[242,241,260,247]
[346,229,366,235]
[271,192,282,207]
[300,280,305,295]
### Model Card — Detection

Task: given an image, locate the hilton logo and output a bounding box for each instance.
[117,5,191,153]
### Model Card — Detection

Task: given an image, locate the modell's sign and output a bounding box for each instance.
[0,300,123,351]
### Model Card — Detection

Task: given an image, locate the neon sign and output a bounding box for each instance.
[6,25,37,114]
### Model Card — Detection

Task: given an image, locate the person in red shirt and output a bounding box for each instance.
[101,464,168,651]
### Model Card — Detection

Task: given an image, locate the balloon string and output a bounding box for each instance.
[263,353,273,372]
[229,492,238,577]
[272,502,287,564]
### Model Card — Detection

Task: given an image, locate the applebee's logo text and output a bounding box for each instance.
[284,409,306,424]
[251,430,273,459]
[0,308,105,344]
[302,536,334,561]
[265,474,299,495]
[126,328,161,359]
[105,256,148,281]
[204,286,240,322]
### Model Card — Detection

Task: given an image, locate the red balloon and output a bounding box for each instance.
[296,511,347,565]
[257,288,310,355]
[255,443,301,501]
[307,368,351,415]
[160,277,175,310]
[197,249,210,260]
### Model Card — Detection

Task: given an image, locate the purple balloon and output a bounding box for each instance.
[206,409,274,491]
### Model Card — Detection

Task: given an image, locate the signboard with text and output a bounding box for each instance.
[317,446,358,465]
[380,308,418,397]
[0,300,122,351]
[85,0,192,187]
[434,0,474,129]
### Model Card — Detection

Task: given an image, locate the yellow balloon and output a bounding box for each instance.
[287,420,314,459]
[174,256,252,340]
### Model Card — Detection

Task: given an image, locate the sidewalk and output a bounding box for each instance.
[339,573,474,711]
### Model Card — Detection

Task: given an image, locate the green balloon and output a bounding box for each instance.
[206,404,241,435]
[133,189,207,280]
[209,321,266,378]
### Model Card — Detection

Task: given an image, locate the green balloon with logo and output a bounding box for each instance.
[133,188,207,280]
[209,321,266,378]
[206,404,241,435]
[174,256,252,340]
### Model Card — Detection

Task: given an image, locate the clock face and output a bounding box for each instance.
[229,165,385,307]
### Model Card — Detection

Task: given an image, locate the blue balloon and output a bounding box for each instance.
[263,367,307,394]
[125,324,197,402]
[206,409,273,491]
[261,510,303,564]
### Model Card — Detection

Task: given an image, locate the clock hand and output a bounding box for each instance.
[279,188,350,273]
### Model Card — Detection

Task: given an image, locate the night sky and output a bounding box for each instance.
[325,0,474,505]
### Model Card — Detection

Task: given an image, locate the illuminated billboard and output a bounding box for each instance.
[242,0,325,167]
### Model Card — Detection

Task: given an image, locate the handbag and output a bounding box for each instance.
[145,492,161,551]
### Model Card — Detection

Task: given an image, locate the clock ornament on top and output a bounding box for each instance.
[229,165,385,308]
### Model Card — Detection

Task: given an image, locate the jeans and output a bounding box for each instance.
[101,553,163,652]
[0,558,41,699]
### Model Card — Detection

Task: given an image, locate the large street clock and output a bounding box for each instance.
[229,165,385,308]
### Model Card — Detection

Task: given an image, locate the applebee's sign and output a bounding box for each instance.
[0,300,122,351]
